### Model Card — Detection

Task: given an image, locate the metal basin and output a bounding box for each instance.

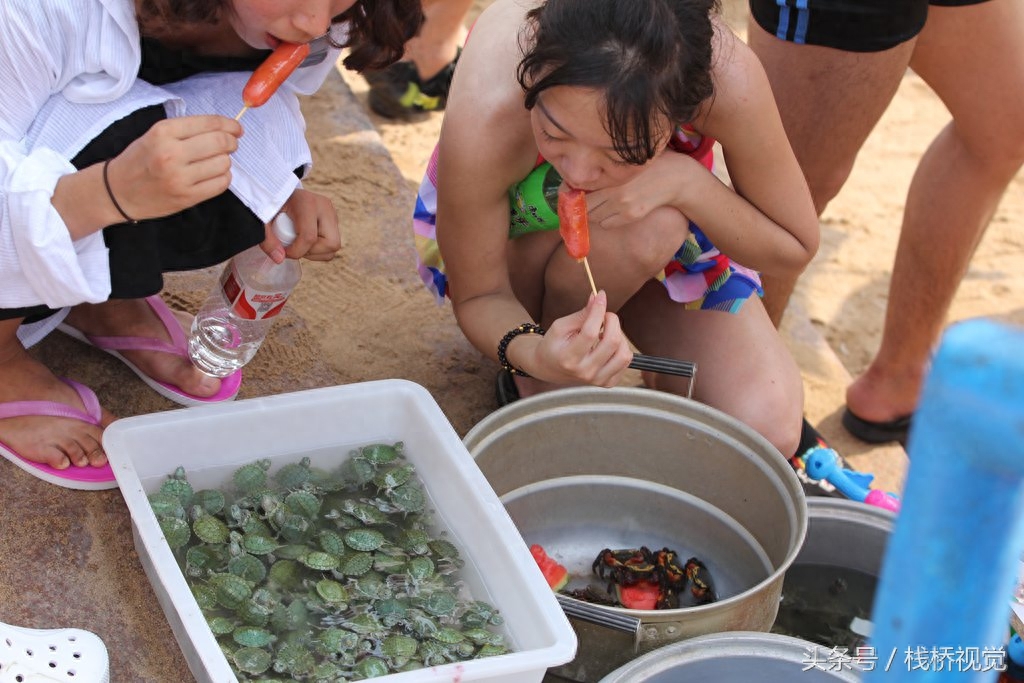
[464,387,808,682]
[597,632,863,682]
[798,497,894,573]
[772,498,894,648]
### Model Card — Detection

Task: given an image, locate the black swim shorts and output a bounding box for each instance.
[749,0,992,53]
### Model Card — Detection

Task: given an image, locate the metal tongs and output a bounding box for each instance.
[628,354,697,398]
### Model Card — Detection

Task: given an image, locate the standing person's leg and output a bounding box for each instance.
[746,7,918,326]
[403,0,473,82]
[845,0,1024,433]
[367,0,473,118]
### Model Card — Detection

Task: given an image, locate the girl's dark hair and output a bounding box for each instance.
[336,0,424,72]
[517,0,719,165]
[135,0,423,72]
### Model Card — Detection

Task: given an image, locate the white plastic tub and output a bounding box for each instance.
[104,380,577,683]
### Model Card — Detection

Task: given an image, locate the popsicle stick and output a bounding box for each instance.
[234,106,249,121]
[581,257,597,296]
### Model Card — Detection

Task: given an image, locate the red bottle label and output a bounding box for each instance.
[220,265,290,320]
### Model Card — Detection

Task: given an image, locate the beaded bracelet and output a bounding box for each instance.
[497,322,546,377]
[102,159,139,225]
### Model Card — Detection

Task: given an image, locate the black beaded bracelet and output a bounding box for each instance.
[497,322,546,377]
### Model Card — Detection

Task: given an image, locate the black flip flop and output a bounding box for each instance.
[495,369,521,407]
[841,408,912,447]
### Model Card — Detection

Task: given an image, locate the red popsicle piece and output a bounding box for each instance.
[557,188,590,261]
[242,42,311,109]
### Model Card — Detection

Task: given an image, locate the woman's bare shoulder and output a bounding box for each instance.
[439,0,539,183]
[695,18,774,135]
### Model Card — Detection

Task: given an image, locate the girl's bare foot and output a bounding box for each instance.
[63,298,223,399]
[0,338,114,470]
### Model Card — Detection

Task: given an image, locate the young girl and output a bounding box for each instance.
[0,0,422,487]
[414,0,820,457]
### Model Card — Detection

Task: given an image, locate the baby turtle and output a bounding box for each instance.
[227,554,267,584]
[300,551,340,572]
[359,442,402,467]
[314,578,349,605]
[148,491,185,519]
[315,628,359,656]
[232,459,271,494]
[191,506,230,544]
[352,655,390,679]
[232,626,276,648]
[267,559,302,591]
[317,529,348,557]
[387,482,427,514]
[373,463,415,492]
[232,646,272,676]
[159,466,194,506]
[206,615,235,636]
[158,516,191,550]
[284,489,321,519]
[344,528,386,552]
[191,488,226,515]
[273,456,313,490]
[273,641,316,676]
[476,643,510,658]
[381,634,419,668]
[338,551,374,577]
[208,573,253,611]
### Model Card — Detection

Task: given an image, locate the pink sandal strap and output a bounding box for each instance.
[0,378,102,426]
[76,295,186,357]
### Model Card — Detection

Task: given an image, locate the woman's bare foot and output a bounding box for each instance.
[845,360,924,423]
[63,298,223,399]
[0,332,114,469]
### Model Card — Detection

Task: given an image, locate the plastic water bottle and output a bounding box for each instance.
[188,214,301,377]
[509,161,562,237]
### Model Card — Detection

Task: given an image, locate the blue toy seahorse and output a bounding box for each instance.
[804,447,901,513]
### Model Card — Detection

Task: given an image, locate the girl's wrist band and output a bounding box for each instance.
[497,323,546,378]
[103,159,139,225]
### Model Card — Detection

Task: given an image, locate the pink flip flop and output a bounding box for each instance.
[58,295,242,407]
[0,378,116,491]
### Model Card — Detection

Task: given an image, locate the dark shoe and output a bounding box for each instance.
[790,417,855,499]
[841,408,912,447]
[366,50,460,119]
[495,368,520,407]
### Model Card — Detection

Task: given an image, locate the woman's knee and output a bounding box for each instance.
[622,206,691,273]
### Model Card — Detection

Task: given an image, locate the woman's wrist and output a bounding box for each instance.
[497,322,545,377]
[51,163,129,240]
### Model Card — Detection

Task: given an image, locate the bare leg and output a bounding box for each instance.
[404,0,473,80]
[846,0,1024,423]
[63,297,224,398]
[507,207,690,399]
[0,318,113,469]
[621,286,804,457]
[746,21,915,326]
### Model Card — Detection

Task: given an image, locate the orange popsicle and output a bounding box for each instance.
[557,188,597,294]
[557,188,590,260]
[236,42,311,119]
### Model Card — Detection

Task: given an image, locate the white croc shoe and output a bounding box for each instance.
[0,623,110,683]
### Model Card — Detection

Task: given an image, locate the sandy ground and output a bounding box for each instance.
[1,3,1021,680]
